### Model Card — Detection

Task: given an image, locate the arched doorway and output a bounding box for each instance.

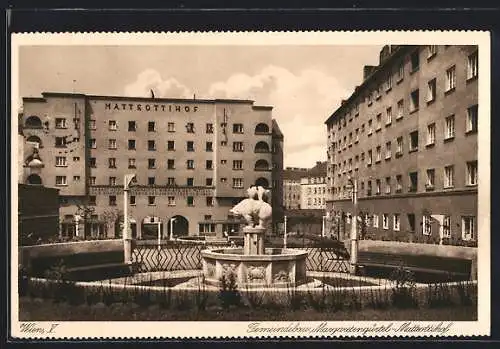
[141,216,163,240]
[254,141,270,153]
[26,174,42,185]
[254,159,270,171]
[115,217,137,239]
[255,123,269,134]
[26,135,42,148]
[255,177,270,188]
[167,215,189,238]
[25,116,43,128]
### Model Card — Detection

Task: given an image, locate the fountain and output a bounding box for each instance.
[201,186,308,288]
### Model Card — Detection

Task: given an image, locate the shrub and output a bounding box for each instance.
[218,273,241,309]
[456,280,475,306]
[285,284,304,311]
[306,285,327,312]
[389,265,418,309]
[367,285,390,310]
[427,282,454,308]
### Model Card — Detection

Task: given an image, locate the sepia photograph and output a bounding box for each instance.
[10,31,490,338]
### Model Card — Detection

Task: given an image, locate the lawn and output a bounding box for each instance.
[19,297,477,321]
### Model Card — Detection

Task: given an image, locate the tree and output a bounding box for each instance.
[101,209,122,238]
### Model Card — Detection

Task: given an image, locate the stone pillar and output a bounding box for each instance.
[243,226,266,255]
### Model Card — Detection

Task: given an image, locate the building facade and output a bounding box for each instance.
[325,45,478,246]
[20,92,283,239]
[283,167,307,210]
[300,161,327,210]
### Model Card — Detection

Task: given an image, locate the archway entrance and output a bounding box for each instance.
[167,215,189,238]
[141,216,163,240]
[26,174,42,185]
[25,116,42,128]
[255,177,269,188]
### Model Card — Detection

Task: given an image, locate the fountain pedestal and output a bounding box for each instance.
[243,226,265,255]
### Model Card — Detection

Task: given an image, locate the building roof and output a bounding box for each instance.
[283,167,308,181]
[306,161,327,177]
[324,45,414,125]
[271,119,284,139]
[284,209,324,218]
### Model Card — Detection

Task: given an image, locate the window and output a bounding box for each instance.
[445,115,455,140]
[396,175,402,192]
[232,178,243,188]
[89,120,96,130]
[393,214,401,231]
[367,180,372,196]
[186,178,194,186]
[206,123,214,133]
[444,165,454,188]
[108,158,116,168]
[423,215,432,235]
[426,169,435,189]
[128,139,136,150]
[128,158,136,169]
[410,51,419,72]
[130,196,136,205]
[462,216,476,240]
[168,122,175,132]
[109,120,117,131]
[148,121,156,132]
[109,177,117,186]
[88,176,96,185]
[368,119,373,135]
[233,123,244,133]
[427,78,436,103]
[367,92,373,105]
[397,62,404,81]
[167,177,176,186]
[167,196,175,206]
[128,121,136,131]
[376,114,382,130]
[385,142,391,160]
[410,89,419,112]
[206,142,213,152]
[354,155,359,169]
[187,141,194,152]
[428,45,437,58]
[221,159,227,165]
[55,176,67,186]
[375,85,381,100]
[148,158,156,169]
[233,160,243,170]
[386,107,392,125]
[148,140,156,151]
[89,157,96,168]
[408,213,416,233]
[466,105,478,133]
[233,142,244,152]
[167,159,175,169]
[349,132,353,146]
[206,196,214,207]
[397,99,404,119]
[73,176,80,182]
[107,195,117,207]
[55,156,67,167]
[396,137,403,156]
[187,196,194,206]
[409,172,418,192]
[206,178,213,186]
[186,122,195,133]
[355,128,359,143]
[466,161,478,186]
[443,216,451,238]
[375,179,381,195]
[427,123,436,146]
[386,73,393,91]
[221,141,227,146]
[367,150,373,166]
[108,139,117,149]
[409,131,419,151]
[187,160,195,169]
[385,177,391,194]
[376,146,381,162]
[467,51,478,80]
[383,214,389,229]
[206,160,213,169]
[220,177,227,183]
[148,196,156,206]
[446,66,456,92]
[73,156,80,162]
[167,140,175,151]
[361,124,365,133]
[55,118,67,129]
[89,138,96,149]
[372,214,379,228]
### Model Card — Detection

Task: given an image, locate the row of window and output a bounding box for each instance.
[306,187,326,195]
[85,195,216,207]
[333,161,478,197]
[341,212,476,241]
[332,103,478,157]
[331,47,478,131]
[306,197,326,206]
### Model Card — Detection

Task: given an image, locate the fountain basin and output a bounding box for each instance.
[201,248,308,288]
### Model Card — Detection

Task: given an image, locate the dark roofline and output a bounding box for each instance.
[324,45,416,125]
[29,92,273,107]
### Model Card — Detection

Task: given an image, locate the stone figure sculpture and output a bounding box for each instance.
[229,185,272,228]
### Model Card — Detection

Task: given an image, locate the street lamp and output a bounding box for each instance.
[283,215,288,249]
[74,214,81,238]
[169,217,177,241]
[346,176,358,275]
[123,173,136,264]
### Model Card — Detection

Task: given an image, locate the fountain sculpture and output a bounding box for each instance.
[201,186,308,288]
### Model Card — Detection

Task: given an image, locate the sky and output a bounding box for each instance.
[18,45,381,168]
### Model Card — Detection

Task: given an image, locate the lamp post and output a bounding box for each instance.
[322,215,327,238]
[123,173,136,264]
[283,215,288,249]
[347,176,358,275]
[74,214,81,238]
[157,220,162,250]
[169,218,176,241]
